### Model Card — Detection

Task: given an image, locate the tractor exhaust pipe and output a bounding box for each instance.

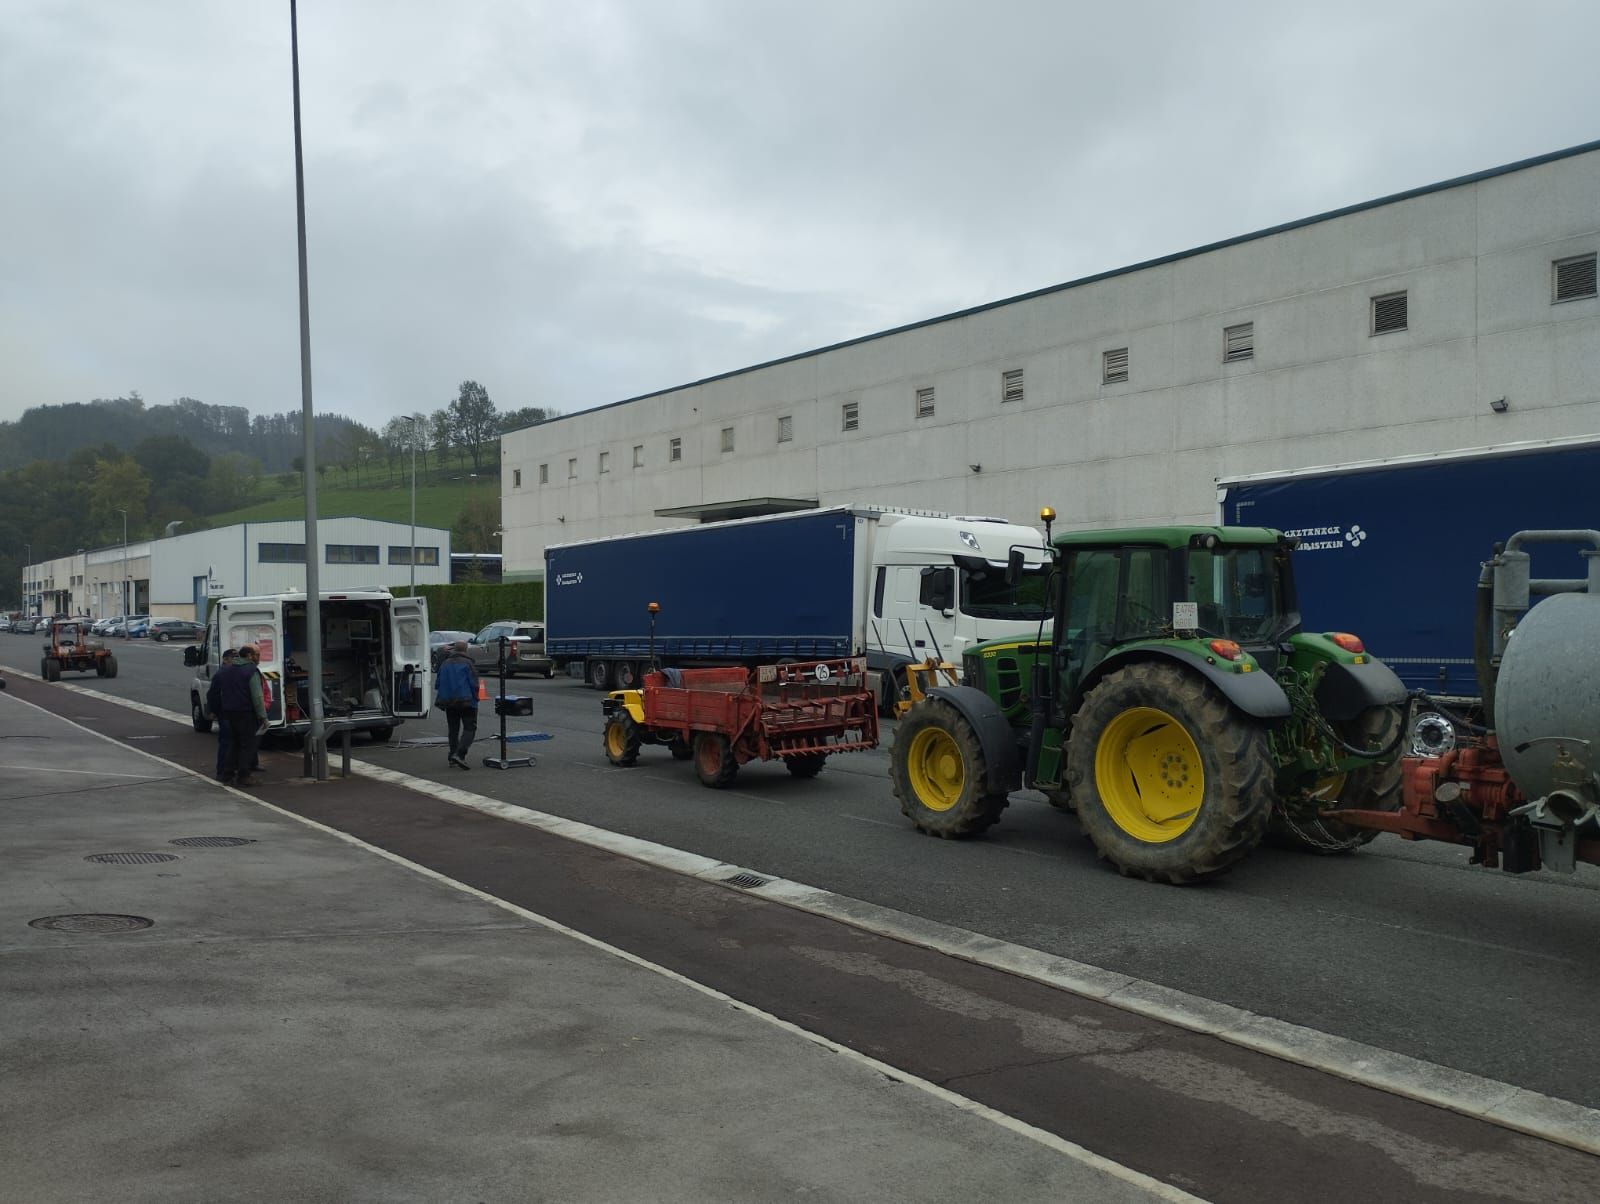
[1024,661,1052,789]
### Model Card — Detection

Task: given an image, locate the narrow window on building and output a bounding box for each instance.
[632,444,643,468]
[842,401,860,432]
[1223,322,1254,363]
[1103,347,1129,384]
[720,426,735,453]
[1554,252,1598,303]
[326,544,379,565]
[670,437,682,462]
[539,463,548,485]
[1371,291,1408,335]
[1002,368,1024,403]
[512,468,522,489]
[389,546,440,566]
[567,457,577,480]
[915,386,936,419]
[599,451,610,474]
[777,414,793,443]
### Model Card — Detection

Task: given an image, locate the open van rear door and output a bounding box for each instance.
[391,596,431,717]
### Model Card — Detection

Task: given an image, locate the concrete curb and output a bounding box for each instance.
[14,666,1600,1157]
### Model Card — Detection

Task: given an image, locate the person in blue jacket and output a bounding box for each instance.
[208,648,237,779]
[434,639,480,769]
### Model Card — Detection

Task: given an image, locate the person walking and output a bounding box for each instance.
[435,638,480,769]
[208,648,237,781]
[218,642,267,787]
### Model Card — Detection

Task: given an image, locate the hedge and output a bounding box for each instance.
[390,581,544,633]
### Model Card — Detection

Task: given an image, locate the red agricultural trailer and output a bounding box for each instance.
[601,657,880,787]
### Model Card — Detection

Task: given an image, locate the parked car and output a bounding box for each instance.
[0,616,12,632]
[123,616,151,639]
[101,616,127,637]
[13,617,39,634]
[149,617,204,642]
[91,617,118,635]
[466,620,553,678]
[428,629,475,670]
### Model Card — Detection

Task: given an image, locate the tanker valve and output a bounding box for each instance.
[1509,788,1600,874]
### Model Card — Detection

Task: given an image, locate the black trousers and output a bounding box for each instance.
[445,705,477,759]
[222,711,260,782]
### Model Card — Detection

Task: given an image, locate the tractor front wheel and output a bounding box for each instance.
[890,699,1010,837]
[42,658,61,682]
[1066,663,1273,884]
[1276,705,1404,853]
[603,714,642,766]
[694,733,738,788]
[103,656,118,679]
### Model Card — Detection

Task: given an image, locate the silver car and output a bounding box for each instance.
[466,621,553,678]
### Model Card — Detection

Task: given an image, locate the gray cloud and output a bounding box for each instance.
[2,0,1597,427]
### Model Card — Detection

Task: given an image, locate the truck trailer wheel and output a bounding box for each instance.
[603,714,643,766]
[586,659,611,690]
[613,661,638,689]
[890,699,1009,837]
[191,694,213,734]
[1066,663,1273,884]
[785,753,827,779]
[693,733,738,788]
[1275,705,1404,853]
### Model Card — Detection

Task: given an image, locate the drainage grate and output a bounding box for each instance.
[168,837,256,848]
[84,851,181,865]
[29,914,154,933]
[722,872,770,889]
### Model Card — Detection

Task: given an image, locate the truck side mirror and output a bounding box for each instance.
[183,646,200,667]
[1005,548,1026,586]
[919,566,954,612]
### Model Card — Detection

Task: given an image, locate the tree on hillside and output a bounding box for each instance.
[499,405,558,434]
[88,456,151,541]
[452,494,501,554]
[205,452,262,513]
[429,408,455,469]
[448,381,498,474]
[134,435,210,518]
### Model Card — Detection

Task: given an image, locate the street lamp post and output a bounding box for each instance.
[116,509,129,617]
[399,413,420,596]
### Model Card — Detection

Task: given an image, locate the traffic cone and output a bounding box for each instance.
[477,679,490,702]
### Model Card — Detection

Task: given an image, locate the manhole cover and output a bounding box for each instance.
[722,872,770,889]
[168,836,256,848]
[84,851,182,865]
[29,914,154,933]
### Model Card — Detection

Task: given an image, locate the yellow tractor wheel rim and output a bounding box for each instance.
[906,726,966,812]
[1308,772,1349,803]
[605,721,628,759]
[1094,706,1204,843]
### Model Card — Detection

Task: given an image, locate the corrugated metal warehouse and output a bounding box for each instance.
[500,140,1600,581]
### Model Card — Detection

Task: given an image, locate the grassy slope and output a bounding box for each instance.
[208,472,499,530]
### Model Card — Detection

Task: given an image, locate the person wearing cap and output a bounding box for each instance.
[208,648,237,780]
[217,642,267,786]
[434,638,480,769]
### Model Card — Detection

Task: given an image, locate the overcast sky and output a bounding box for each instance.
[3,0,1597,430]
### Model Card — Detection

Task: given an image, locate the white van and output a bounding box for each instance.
[186,589,431,740]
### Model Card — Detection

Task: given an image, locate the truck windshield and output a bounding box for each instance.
[1185,546,1287,642]
[959,563,1052,622]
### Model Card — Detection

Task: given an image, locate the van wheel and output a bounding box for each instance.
[191,695,213,733]
[587,660,611,690]
[543,668,555,679]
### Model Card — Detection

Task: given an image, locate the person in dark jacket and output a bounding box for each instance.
[209,648,237,779]
[434,639,480,769]
[217,642,267,786]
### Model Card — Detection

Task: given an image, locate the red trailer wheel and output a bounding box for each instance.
[694,733,738,788]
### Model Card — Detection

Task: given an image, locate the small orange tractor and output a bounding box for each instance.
[602,656,880,787]
[41,617,119,681]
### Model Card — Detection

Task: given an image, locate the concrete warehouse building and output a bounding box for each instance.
[18,518,451,621]
[500,140,1600,581]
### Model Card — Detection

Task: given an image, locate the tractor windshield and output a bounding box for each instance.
[959,562,1052,621]
[1185,546,1288,642]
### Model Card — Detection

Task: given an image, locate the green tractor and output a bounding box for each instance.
[888,517,1408,883]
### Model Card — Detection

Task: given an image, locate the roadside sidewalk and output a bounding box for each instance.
[0,691,1178,1203]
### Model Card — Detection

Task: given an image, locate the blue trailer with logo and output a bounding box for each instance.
[1217,438,1600,695]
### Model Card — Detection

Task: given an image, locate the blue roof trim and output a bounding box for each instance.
[520,138,1600,434]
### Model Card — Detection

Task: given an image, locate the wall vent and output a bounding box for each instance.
[1371,291,1408,335]
[1223,322,1254,363]
[1103,347,1129,384]
[1002,368,1024,403]
[1554,253,1597,303]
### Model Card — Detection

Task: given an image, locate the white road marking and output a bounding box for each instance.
[0,763,170,779]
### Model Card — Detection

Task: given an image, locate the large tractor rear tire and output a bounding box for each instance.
[1274,705,1404,853]
[1065,663,1273,884]
[603,714,643,766]
[694,733,738,788]
[890,699,1010,837]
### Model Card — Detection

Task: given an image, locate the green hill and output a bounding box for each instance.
[208,472,499,530]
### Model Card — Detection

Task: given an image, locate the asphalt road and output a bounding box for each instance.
[8,629,1600,1110]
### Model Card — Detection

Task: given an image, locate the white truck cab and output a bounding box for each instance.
[186,589,431,739]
